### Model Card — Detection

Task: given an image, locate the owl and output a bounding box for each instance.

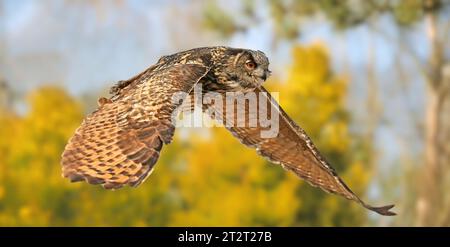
[61,46,395,216]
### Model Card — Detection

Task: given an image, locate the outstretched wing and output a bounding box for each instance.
[61,64,209,189]
[209,85,395,216]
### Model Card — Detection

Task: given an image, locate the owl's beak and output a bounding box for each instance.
[262,69,272,81]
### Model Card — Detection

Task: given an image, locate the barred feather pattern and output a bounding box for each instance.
[61,64,209,189]
[205,86,395,216]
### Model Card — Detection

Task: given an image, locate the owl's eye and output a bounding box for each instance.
[245,60,257,70]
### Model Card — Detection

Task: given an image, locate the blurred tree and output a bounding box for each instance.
[0,79,11,109]
[0,87,85,225]
[202,1,245,38]
[0,86,183,226]
[203,0,450,226]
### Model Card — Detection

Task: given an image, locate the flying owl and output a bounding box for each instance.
[61,46,395,216]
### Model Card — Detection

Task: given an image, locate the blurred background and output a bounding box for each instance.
[0,0,449,226]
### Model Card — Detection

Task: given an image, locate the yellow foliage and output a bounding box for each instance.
[169,127,300,226]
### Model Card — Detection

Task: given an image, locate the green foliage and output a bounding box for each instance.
[203,0,448,38]
[392,0,425,26]
[0,45,370,226]
[202,1,244,38]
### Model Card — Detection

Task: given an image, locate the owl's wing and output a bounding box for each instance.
[61,64,209,189]
[210,85,395,216]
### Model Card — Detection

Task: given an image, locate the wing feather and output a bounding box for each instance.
[210,85,395,216]
[61,64,209,189]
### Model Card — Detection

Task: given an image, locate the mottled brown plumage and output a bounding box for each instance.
[62,63,209,189]
[61,46,395,216]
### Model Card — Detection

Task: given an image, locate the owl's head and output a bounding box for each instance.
[214,48,271,89]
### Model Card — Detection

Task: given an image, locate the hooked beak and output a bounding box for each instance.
[261,69,272,81]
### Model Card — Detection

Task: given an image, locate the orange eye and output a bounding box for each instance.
[245,61,256,70]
